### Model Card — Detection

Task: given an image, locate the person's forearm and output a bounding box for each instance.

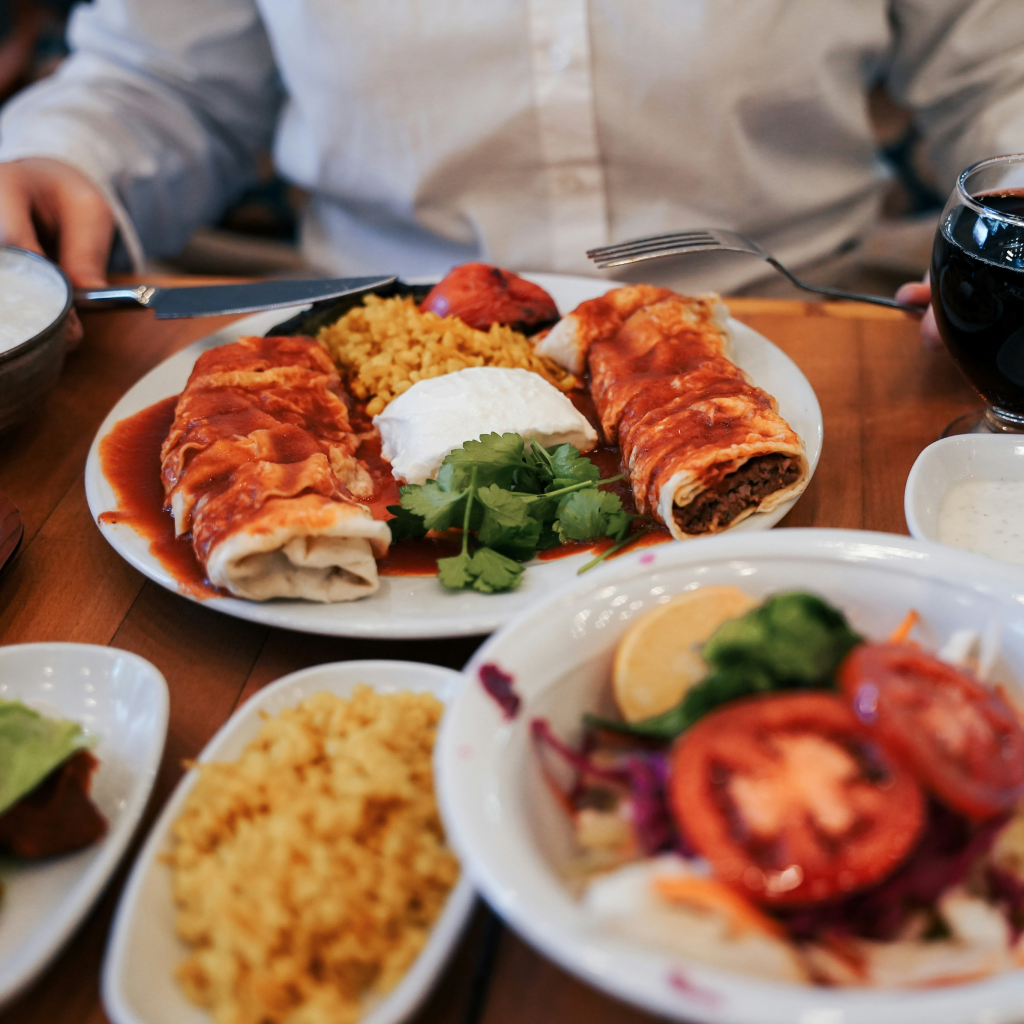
[0,0,281,263]
[888,0,1024,192]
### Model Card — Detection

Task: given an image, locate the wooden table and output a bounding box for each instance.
[0,286,979,1024]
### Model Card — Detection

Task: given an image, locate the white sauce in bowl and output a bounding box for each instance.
[937,478,1024,565]
[0,250,68,355]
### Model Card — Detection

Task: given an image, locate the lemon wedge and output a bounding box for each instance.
[612,586,757,722]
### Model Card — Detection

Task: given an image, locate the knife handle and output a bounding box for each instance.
[73,285,158,309]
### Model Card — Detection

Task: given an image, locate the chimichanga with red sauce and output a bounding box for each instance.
[160,336,390,601]
[543,287,808,539]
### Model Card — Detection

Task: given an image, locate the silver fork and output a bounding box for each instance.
[587,228,925,313]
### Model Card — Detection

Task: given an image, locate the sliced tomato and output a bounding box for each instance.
[668,692,925,906]
[839,643,1024,820]
[420,263,559,334]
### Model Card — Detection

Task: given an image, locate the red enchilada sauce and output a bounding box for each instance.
[98,391,667,592]
[97,396,459,584]
[97,395,220,598]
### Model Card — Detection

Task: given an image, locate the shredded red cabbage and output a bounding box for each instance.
[777,801,1007,941]
[530,718,624,784]
[621,751,678,855]
[531,717,678,855]
[479,663,521,719]
[667,968,722,1006]
[985,864,1024,943]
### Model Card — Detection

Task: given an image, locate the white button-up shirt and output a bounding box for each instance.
[1,0,1022,293]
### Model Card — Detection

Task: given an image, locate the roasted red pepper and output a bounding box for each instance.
[421,263,559,334]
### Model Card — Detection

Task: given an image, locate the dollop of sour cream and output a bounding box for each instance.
[0,251,68,355]
[374,365,598,484]
[937,477,1024,566]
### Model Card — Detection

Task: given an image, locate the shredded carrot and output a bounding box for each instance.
[912,970,995,990]
[888,609,919,645]
[652,875,786,938]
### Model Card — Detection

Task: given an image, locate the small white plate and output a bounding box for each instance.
[83,273,823,639]
[102,659,474,1024]
[436,528,1024,1024]
[0,643,168,1010]
[905,434,1024,549]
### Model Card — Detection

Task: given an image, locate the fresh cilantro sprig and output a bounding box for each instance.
[576,520,654,575]
[385,432,637,594]
[435,467,526,592]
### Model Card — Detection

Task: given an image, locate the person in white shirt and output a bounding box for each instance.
[0,0,1021,346]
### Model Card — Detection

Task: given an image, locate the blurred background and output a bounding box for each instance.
[0,0,942,288]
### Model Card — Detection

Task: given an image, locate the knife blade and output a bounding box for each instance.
[74,275,396,319]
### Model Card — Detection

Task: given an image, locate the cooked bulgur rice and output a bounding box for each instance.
[318,294,578,416]
[167,686,459,1024]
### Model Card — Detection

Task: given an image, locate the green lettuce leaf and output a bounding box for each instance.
[586,592,862,739]
[703,591,863,686]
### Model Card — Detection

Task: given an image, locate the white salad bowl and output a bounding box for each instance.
[0,643,168,1009]
[103,659,475,1024]
[436,528,1024,1024]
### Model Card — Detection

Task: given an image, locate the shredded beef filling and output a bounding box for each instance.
[674,453,801,534]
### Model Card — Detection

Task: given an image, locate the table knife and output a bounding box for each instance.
[74,275,396,319]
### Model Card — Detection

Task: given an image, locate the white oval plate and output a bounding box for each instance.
[84,273,823,638]
[0,643,168,1010]
[436,528,1024,1024]
[102,659,474,1024]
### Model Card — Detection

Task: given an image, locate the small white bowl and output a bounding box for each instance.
[102,659,474,1024]
[0,643,168,1009]
[436,528,1024,1024]
[905,434,1024,547]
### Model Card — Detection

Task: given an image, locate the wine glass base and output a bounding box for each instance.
[941,410,995,437]
[941,408,1024,437]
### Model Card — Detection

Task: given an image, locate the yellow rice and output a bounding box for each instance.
[318,294,578,416]
[167,686,458,1024]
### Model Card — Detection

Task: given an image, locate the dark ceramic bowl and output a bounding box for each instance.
[0,247,75,434]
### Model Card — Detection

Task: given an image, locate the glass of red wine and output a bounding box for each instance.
[932,153,1024,435]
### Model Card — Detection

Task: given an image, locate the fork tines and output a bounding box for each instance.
[587,231,721,269]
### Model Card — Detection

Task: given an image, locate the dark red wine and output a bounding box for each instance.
[932,190,1024,419]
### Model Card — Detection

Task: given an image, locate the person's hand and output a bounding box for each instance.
[0,158,114,289]
[895,275,941,350]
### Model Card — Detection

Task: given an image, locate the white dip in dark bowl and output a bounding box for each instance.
[0,247,73,433]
